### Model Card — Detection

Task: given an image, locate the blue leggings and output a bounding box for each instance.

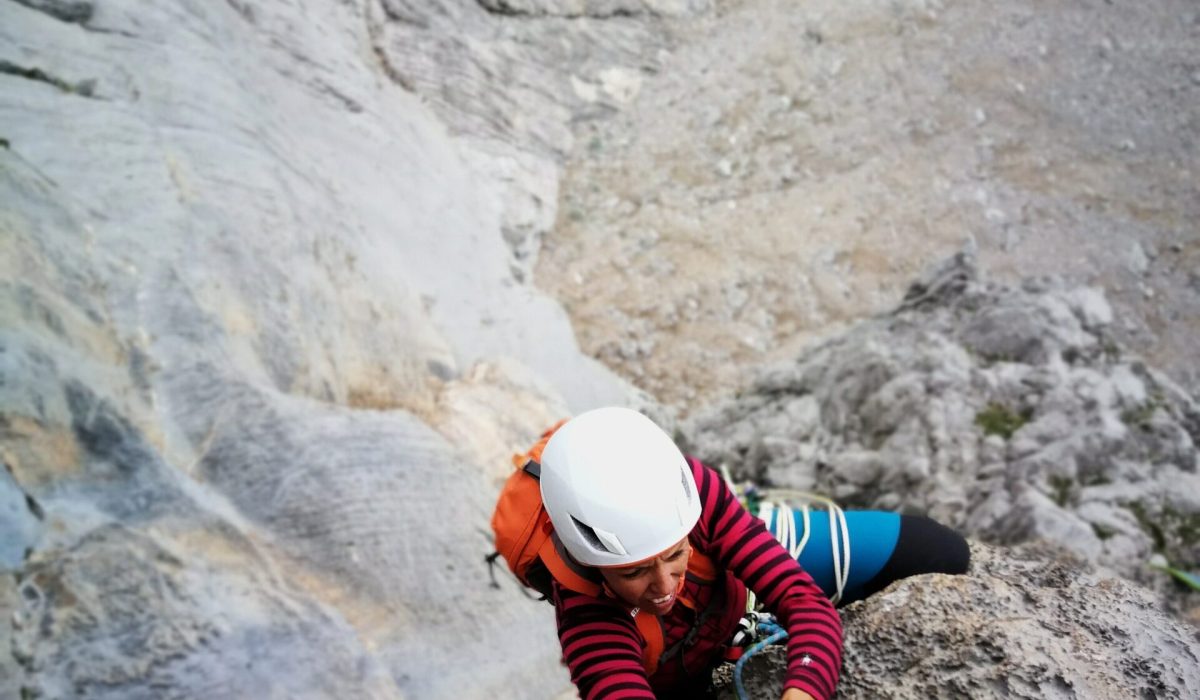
[763,509,968,606]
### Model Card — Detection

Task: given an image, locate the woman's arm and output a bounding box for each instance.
[552,582,656,699]
[689,458,843,700]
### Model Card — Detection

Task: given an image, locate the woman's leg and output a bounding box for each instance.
[766,508,969,605]
[855,514,970,602]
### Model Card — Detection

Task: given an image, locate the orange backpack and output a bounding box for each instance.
[488,420,720,676]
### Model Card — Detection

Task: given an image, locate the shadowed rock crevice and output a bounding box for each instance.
[5,459,47,526]
[23,492,45,521]
[0,60,96,98]
[898,252,978,312]
[475,0,639,19]
[1,461,44,570]
[65,381,157,477]
[11,0,94,25]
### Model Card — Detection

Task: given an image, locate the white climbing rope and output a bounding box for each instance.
[760,488,852,605]
[721,464,853,606]
[720,466,853,605]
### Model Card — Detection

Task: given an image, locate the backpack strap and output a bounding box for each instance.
[539,534,602,597]
[633,610,665,677]
[656,548,724,669]
[512,420,567,471]
[519,459,605,597]
[684,548,718,581]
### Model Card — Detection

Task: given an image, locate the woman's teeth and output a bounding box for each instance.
[652,594,672,605]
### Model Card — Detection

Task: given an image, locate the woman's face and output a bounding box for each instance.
[598,538,691,615]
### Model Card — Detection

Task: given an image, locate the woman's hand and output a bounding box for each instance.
[780,689,815,700]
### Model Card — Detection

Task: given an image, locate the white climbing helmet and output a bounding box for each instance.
[540,407,701,567]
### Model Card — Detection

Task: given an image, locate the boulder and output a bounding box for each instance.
[3,0,659,697]
[687,255,1200,615]
[716,542,1200,699]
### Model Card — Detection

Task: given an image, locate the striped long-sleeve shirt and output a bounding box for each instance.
[552,457,842,699]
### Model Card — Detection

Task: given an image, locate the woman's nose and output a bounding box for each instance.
[650,566,673,595]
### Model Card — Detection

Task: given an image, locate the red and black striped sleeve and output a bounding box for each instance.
[689,457,843,700]
[551,581,655,699]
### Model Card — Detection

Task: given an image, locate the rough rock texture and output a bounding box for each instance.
[687,255,1200,615]
[372,0,685,282]
[2,0,663,697]
[11,525,402,699]
[715,543,1200,699]
[5,0,1199,697]
[538,0,1200,409]
[0,0,637,416]
[475,0,709,18]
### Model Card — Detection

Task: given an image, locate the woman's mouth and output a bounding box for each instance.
[650,593,674,609]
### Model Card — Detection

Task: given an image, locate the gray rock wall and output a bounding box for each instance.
[1,0,634,416]
[715,543,1200,699]
[536,0,1200,409]
[5,0,1198,697]
[2,0,659,697]
[687,255,1200,615]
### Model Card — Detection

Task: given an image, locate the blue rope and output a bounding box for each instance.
[756,620,785,637]
[733,621,788,700]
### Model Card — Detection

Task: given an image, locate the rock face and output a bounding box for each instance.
[687,255,1200,615]
[3,0,662,697]
[5,0,1199,698]
[371,0,687,283]
[536,0,1200,409]
[8,525,402,699]
[715,542,1200,699]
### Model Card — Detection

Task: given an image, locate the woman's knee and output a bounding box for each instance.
[858,515,969,599]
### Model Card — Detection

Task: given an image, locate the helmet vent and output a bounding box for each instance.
[679,465,693,502]
[570,515,610,554]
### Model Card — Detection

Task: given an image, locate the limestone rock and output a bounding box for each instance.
[715,543,1200,699]
[0,466,42,569]
[475,0,710,18]
[373,0,683,281]
[424,358,572,487]
[536,0,1200,408]
[11,0,92,24]
[0,0,636,416]
[2,0,655,696]
[5,0,1199,697]
[688,254,1200,614]
[0,576,20,700]
[10,524,402,699]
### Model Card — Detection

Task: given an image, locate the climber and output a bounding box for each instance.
[497,407,970,700]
